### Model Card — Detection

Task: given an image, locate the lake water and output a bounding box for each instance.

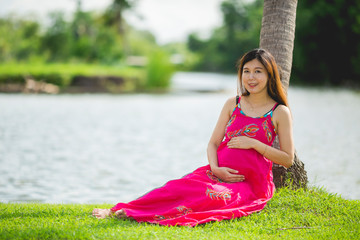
[0,72,359,204]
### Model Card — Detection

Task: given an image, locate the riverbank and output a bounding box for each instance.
[1,187,359,239]
[0,57,176,94]
[0,63,145,94]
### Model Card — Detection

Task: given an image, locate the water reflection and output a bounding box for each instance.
[0,73,359,203]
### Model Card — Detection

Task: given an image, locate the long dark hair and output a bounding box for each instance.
[237,48,289,107]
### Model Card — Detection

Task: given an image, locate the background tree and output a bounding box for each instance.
[260,0,308,188]
[293,0,360,86]
[41,12,72,61]
[185,0,360,87]
[0,0,160,64]
[187,0,262,72]
[70,0,96,61]
[0,17,41,62]
[104,0,137,56]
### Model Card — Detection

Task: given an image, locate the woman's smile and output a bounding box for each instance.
[242,59,268,94]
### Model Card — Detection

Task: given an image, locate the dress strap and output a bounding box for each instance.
[271,103,280,111]
[268,103,280,119]
[236,95,240,105]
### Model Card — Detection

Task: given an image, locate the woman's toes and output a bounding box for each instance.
[92,209,111,219]
[114,209,127,218]
[92,208,99,216]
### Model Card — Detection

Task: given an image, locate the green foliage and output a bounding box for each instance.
[0,187,359,239]
[145,50,174,90]
[187,0,263,72]
[163,42,200,71]
[0,0,170,91]
[0,17,42,62]
[0,0,156,65]
[0,63,143,89]
[41,12,72,62]
[293,0,360,86]
[104,0,135,28]
[185,0,360,87]
[128,28,157,56]
[3,0,359,87]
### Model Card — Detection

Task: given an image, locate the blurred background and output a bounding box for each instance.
[0,0,359,203]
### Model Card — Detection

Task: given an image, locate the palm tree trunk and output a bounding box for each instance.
[260,0,308,189]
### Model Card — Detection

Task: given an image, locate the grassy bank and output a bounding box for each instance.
[0,63,144,86]
[0,58,174,93]
[1,187,359,240]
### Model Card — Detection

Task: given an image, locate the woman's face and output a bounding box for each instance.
[241,59,268,95]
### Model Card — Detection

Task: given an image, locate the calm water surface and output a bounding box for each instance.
[0,72,359,203]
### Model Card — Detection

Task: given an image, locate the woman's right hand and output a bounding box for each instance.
[212,166,245,183]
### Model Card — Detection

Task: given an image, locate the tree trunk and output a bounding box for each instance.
[260,0,308,189]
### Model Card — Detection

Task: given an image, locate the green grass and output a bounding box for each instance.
[1,187,359,240]
[0,62,144,89]
[0,62,143,79]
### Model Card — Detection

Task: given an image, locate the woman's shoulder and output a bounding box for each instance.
[274,104,290,113]
[222,96,238,116]
[225,96,238,109]
[225,96,237,106]
[273,104,292,121]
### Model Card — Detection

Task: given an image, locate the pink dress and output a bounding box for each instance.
[111,98,278,226]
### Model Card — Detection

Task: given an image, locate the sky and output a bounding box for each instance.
[0,0,224,44]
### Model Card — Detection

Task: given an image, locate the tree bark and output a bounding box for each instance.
[260,0,308,189]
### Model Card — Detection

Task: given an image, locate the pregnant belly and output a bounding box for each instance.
[216,142,267,179]
[216,142,274,198]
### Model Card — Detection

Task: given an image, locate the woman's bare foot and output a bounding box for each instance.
[92,208,113,219]
[114,209,127,219]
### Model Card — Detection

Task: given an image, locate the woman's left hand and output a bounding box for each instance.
[227,136,255,149]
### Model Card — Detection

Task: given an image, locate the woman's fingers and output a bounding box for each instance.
[225,168,245,182]
[226,168,239,174]
[230,175,245,182]
[214,167,245,183]
[225,170,245,182]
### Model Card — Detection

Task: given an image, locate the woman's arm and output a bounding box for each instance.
[227,105,294,168]
[265,105,294,168]
[207,97,245,182]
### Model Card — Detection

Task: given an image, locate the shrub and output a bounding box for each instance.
[145,50,174,90]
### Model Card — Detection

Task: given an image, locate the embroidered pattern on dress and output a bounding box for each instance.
[176,206,193,215]
[154,215,171,221]
[262,120,272,142]
[227,123,259,139]
[154,206,193,221]
[206,170,223,183]
[206,188,231,201]
[225,115,236,132]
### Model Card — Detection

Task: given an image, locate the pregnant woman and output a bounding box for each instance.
[92,48,294,227]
